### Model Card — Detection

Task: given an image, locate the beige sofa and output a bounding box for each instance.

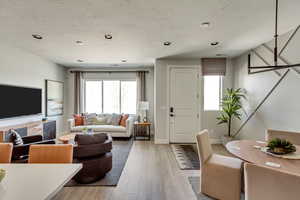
[68,114,137,138]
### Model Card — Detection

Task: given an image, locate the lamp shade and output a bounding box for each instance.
[138,101,149,111]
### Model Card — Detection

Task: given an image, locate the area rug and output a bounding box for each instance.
[65,138,133,187]
[171,144,200,170]
[188,177,245,200]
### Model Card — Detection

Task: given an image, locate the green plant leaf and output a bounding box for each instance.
[217,88,245,138]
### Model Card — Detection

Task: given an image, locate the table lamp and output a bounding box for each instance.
[138,101,149,122]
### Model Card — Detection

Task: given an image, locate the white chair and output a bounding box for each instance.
[196,130,243,200]
[244,163,300,200]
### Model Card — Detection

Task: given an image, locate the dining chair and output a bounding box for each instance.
[266,129,300,145]
[196,130,243,200]
[0,131,4,143]
[0,143,13,163]
[28,144,73,163]
[244,163,300,200]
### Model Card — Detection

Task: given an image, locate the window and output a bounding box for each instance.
[85,80,137,114]
[121,81,137,114]
[204,76,222,111]
[85,81,102,114]
[103,81,120,113]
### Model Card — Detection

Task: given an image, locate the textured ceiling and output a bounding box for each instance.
[0,0,300,67]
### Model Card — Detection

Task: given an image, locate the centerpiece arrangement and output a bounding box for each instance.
[0,169,5,183]
[266,138,296,155]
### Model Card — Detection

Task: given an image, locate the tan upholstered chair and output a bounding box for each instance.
[0,143,13,163]
[244,163,300,200]
[28,144,73,164]
[196,130,243,200]
[0,131,4,143]
[266,129,300,145]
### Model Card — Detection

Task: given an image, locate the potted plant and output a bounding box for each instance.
[217,88,245,146]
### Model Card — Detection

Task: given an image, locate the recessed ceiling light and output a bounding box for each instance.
[32,34,43,40]
[216,54,227,57]
[76,40,83,45]
[200,22,210,28]
[105,34,112,39]
[164,41,172,46]
[211,42,219,46]
[77,59,84,62]
[121,60,127,62]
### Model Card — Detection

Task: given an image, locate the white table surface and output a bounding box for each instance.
[0,163,82,200]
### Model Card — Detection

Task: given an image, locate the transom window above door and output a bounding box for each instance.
[85,80,137,114]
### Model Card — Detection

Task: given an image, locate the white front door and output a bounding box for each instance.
[169,67,200,143]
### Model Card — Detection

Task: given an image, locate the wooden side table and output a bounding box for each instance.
[134,122,151,140]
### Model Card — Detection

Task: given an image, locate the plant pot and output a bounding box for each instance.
[221,135,235,147]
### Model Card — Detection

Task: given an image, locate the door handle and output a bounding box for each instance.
[170,107,175,117]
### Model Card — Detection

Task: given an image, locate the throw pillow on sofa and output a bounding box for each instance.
[83,113,97,125]
[92,117,107,125]
[9,129,24,145]
[119,114,129,127]
[106,114,113,125]
[109,113,122,126]
[74,114,84,126]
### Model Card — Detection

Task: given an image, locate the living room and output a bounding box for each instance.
[1,0,300,200]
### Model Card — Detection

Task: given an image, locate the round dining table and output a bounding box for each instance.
[226,140,300,175]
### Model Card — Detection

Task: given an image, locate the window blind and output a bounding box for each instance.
[201,58,226,76]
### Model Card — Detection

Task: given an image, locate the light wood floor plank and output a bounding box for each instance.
[54,141,229,200]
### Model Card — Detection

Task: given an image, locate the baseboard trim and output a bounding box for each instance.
[154,138,169,144]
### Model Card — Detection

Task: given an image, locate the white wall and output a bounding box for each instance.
[0,44,67,134]
[232,27,300,140]
[65,67,155,133]
[154,59,233,144]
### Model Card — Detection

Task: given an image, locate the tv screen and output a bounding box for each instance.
[0,84,42,119]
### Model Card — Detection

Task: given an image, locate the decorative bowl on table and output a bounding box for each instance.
[267,138,296,155]
[0,169,5,183]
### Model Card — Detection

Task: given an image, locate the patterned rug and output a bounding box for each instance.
[171,144,200,170]
[188,177,245,200]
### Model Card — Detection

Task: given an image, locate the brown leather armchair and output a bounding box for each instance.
[73,133,113,184]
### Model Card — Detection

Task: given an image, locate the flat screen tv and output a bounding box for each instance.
[0,84,42,119]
